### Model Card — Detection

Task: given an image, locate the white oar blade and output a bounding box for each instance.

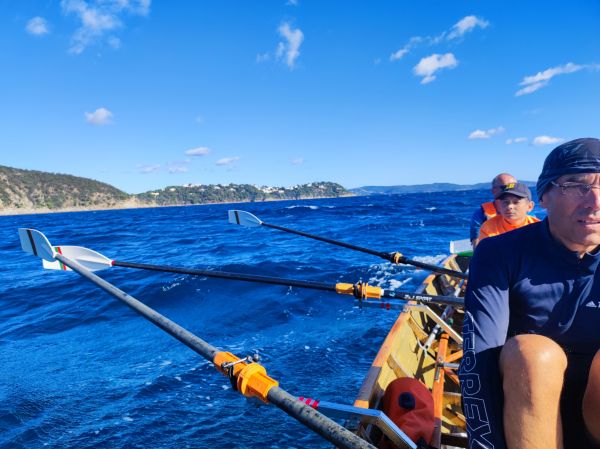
[18,228,56,262]
[450,238,473,255]
[228,210,262,228]
[42,246,113,272]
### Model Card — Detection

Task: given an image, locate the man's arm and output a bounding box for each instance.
[470,207,486,244]
[460,239,511,449]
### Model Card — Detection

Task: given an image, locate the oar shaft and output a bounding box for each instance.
[114,260,463,308]
[262,223,466,279]
[401,259,467,280]
[55,254,218,360]
[113,260,336,293]
[54,253,375,449]
[263,222,390,259]
[267,387,376,449]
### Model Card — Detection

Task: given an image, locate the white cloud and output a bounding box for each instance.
[291,157,304,165]
[256,52,270,63]
[533,135,563,146]
[447,16,489,40]
[167,160,190,173]
[215,157,240,166]
[107,36,121,49]
[390,36,422,62]
[392,16,487,59]
[287,0,299,5]
[26,17,50,36]
[413,53,458,84]
[515,63,586,96]
[506,137,528,144]
[61,0,151,54]
[468,126,505,140]
[390,48,409,62]
[276,22,303,69]
[137,164,160,174]
[84,107,113,125]
[185,147,210,157]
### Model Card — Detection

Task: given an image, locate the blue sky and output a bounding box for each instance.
[2,1,599,193]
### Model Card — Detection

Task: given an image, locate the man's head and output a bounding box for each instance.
[537,138,600,255]
[494,183,534,225]
[491,173,517,197]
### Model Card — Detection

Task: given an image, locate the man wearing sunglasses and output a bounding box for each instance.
[460,138,600,449]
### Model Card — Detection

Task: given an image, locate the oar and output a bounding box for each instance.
[19,232,464,309]
[18,228,377,449]
[228,210,467,280]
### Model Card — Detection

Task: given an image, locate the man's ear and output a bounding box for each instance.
[527,201,535,212]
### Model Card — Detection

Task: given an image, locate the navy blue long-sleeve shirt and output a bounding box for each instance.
[470,205,490,242]
[459,219,600,449]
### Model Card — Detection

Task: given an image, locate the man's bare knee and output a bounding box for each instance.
[583,349,600,443]
[500,335,567,393]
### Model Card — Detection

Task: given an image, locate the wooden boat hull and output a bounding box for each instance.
[352,255,469,449]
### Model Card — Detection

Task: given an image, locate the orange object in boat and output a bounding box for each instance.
[380,377,435,448]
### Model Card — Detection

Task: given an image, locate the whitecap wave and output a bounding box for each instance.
[285,205,319,210]
[411,254,447,265]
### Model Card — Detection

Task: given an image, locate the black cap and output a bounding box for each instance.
[494,182,532,200]
[536,138,600,200]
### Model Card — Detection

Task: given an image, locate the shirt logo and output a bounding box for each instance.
[585,300,600,308]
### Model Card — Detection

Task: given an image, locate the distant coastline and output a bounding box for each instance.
[0,164,539,216]
[0,165,351,216]
[350,180,536,196]
[0,194,354,217]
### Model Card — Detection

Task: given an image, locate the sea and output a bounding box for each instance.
[0,190,546,449]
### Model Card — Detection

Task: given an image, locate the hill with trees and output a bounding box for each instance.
[0,165,351,214]
[0,165,130,211]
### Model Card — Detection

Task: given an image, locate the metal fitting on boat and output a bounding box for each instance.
[213,351,278,403]
[352,281,383,300]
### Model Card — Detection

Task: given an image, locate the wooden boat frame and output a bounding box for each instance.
[350,255,469,449]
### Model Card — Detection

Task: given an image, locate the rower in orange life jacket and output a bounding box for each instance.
[478,182,540,243]
[470,173,517,247]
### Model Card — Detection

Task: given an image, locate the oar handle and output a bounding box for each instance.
[54,254,375,449]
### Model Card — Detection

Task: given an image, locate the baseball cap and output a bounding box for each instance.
[494,182,532,200]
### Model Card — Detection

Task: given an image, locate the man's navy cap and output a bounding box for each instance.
[537,138,600,200]
[494,182,531,200]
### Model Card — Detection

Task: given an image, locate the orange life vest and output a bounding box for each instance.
[481,201,497,219]
[379,377,435,448]
[479,214,540,241]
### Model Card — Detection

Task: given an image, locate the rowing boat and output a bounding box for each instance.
[19,218,469,449]
[349,254,470,449]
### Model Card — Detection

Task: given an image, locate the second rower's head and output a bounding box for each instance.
[537,138,600,256]
[491,173,517,197]
[494,183,534,225]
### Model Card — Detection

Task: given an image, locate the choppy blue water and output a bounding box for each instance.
[0,191,546,449]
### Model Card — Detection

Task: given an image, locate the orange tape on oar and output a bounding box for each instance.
[335,282,383,299]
